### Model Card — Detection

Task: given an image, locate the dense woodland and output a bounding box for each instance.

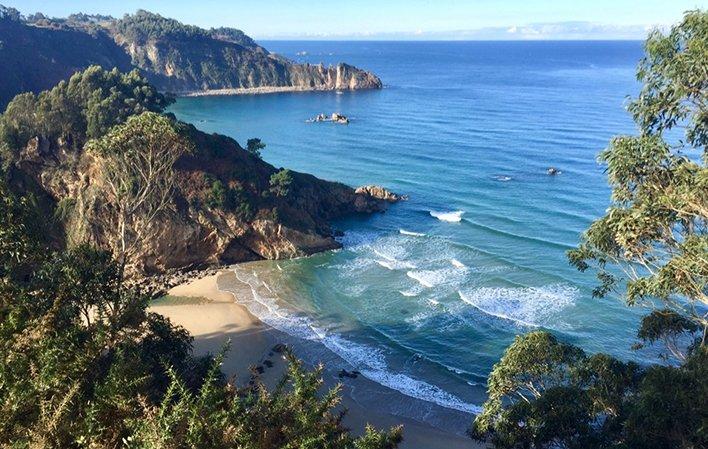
[0,5,705,449]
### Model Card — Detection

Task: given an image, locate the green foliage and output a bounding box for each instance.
[246,137,266,158]
[478,12,708,449]
[471,331,703,449]
[0,169,401,449]
[624,347,707,449]
[116,9,209,42]
[205,178,254,219]
[132,353,403,449]
[210,27,261,50]
[270,169,294,197]
[0,65,172,161]
[634,309,700,361]
[471,332,591,448]
[85,112,193,266]
[567,9,707,348]
[0,180,44,282]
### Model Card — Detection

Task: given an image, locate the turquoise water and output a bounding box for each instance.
[170,41,648,429]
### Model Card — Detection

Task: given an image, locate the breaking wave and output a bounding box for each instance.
[230,268,482,415]
[458,284,578,329]
[430,210,464,222]
[400,229,426,237]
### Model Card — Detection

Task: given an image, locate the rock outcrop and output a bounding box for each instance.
[9,127,400,275]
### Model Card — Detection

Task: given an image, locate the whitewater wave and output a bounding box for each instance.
[323,334,481,414]
[430,210,464,222]
[377,259,416,270]
[231,268,482,415]
[493,175,512,182]
[407,270,435,288]
[450,258,466,269]
[399,289,419,297]
[400,229,426,237]
[458,284,577,329]
[406,268,463,289]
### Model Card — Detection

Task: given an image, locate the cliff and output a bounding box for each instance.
[0,66,397,276]
[0,8,382,108]
[12,129,398,274]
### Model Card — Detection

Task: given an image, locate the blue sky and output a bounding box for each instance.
[10,0,705,39]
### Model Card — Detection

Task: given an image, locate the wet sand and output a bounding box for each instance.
[150,271,485,449]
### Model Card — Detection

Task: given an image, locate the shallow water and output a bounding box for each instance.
[170,41,652,429]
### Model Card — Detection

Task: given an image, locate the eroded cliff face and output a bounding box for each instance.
[114,36,382,93]
[0,12,382,109]
[11,128,399,275]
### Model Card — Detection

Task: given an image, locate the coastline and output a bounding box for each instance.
[180,85,375,97]
[150,270,484,449]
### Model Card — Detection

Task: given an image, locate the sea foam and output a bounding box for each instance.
[458,284,577,329]
[450,258,466,269]
[400,229,426,237]
[430,210,464,222]
[231,268,482,415]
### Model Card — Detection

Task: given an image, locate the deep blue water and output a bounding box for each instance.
[170,41,649,430]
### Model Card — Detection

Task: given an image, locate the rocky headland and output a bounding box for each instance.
[0,8,382,108]
[1,66,399,280]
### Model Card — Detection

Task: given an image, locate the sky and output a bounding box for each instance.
[9,0,706,40]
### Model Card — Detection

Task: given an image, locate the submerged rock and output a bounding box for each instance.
[338,369,359,379]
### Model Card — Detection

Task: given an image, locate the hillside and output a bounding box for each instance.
[0,66,398,276]
[0,7,382,108]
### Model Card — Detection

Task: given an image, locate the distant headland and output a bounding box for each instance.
[0,8,382,108]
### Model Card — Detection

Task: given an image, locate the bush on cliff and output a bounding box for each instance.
[0,180,403,448]
[0,65,171,160]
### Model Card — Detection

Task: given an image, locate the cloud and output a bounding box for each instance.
[256,21,670,40]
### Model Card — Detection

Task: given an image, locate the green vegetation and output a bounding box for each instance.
[0,179,403,448]
[0,62,400,446]
[568,8,707,348]
[205,178,253,219]
[0,65,170,165]
[246,137,266,158]
[270,169,294,197]
[85,112,193,266]
[473,10,708,449]
[115,9,209,42]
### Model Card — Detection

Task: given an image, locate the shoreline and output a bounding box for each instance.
[179,85,379,97]
[150,270,484,449]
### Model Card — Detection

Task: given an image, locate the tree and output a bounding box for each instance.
[246,137,266,158]
[474,11,708,449]
[0,180,403,448]
[567,9,707,354]
[134,352,403,449]
[0,66,172,163]
[85,112,193,268]
[470,332,592,448]
[269,169,294,197]
[0,5,22,21]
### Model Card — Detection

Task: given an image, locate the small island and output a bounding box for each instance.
[307,112,350,124]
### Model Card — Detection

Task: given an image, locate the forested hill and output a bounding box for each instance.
[0,6,382,108]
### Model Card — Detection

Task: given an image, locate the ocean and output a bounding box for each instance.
[169,41,648,431]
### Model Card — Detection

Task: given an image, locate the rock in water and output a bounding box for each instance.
[331,113,349,124]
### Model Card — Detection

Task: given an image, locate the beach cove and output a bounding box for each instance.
[151,270,484,448]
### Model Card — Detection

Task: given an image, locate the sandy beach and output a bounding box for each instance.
[181,86,347,97]
[150,270,484,449]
